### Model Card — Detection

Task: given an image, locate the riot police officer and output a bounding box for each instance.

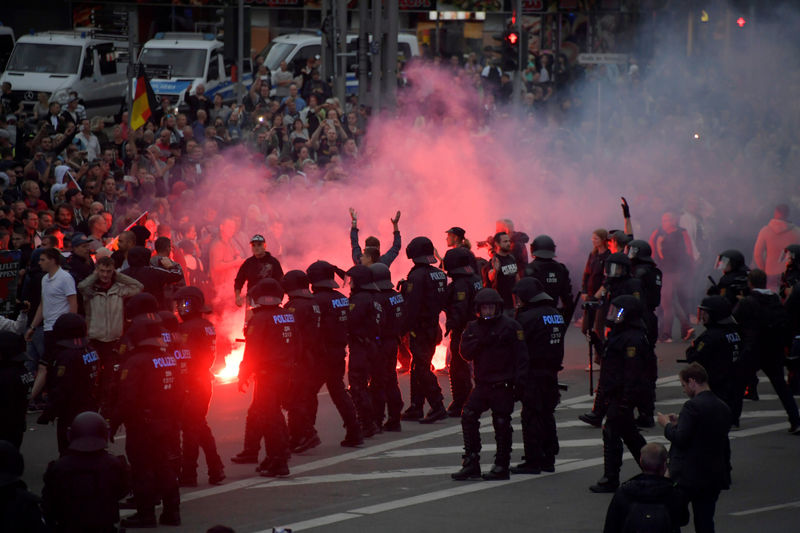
[442,247,482,417]
[282,270,323,452]
[114,313,181,528]
[708,249,749,307]
[0,440,47,532]
[589,295,648,493]
[238,279,296,477]
[0,333,33,449]
[40,313,100,455]
[628,240,663,427]
[511,278,565,475]
[370,263,406,431]
[779,244,800,301]
[174,286,225,485]
[42,411,129,532]
[524,234,575,320]
[401,236,448,423]
[686,296,740,423]
[306,260,362,447]
[452,288,528,481]
[346,265,383,437]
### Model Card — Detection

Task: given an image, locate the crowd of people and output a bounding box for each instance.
[1,44,800,532]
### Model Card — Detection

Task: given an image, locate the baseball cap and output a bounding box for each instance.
[71,233,92,247]
[446,226,466,239]
[250,234,266,244]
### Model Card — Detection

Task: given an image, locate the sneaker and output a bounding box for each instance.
[419,405,447,424]
[482,464,510,480]
[159,509,181,526]
[120,511,158,528]
[260,460,290,478]
[510,461,541,475]
[231,451,259,464]
[292,433,322,453]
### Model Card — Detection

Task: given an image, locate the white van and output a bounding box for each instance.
[260,31,419,94]
[0,29,127,117]
[0,25,15,73]
[139,32,253,109]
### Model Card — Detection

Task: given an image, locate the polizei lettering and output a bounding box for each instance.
[542,314,565,325]
[332,298,349,309]
[82,351,99,365]
[152,356,178,368]
[273,314,295,324]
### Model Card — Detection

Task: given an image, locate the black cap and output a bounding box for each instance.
[250,234,266,244]
[70,233,92,247]
[446,227,466,239]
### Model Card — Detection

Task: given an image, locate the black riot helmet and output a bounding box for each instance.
[369,263,394,290]
[781,244,800,268]
[627,240,653,262]
[530,234,556,259]
[282,270,313,297]
[605,253,632,279]
[606,294,643,326]
[346,265,378,291]
[53,313,88,343]
[513,277,553,306]
[442,247,474,276]
[67,411,109,452]
[126,313,167,350]
[406,236,436,264]
[125,292,160,322]
[715,249,745,273]
[174,286,208,317]
[474,288,504,320]
[306,260,339,289]
[158,310,180,332]
[0,440,23,488]
[697,295,734,325]
[0,332,26,362]
[250,278,284,307]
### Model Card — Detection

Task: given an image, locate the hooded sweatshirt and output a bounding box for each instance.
[754,218,800,276]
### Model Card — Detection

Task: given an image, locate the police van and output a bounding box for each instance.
[139,32,253,109]
[260,31,419,94]
[0,24,15,73]
[0,29,127,117]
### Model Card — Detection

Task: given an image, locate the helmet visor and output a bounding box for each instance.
[177,298,193,315]
[627,246,639,259]
[715,256,730,271]
[479,302,499,319]
[607,263,625,278]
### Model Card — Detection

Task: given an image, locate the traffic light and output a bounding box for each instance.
[736,16,746,27]
[501,29,520,72]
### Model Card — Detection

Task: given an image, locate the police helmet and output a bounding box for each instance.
[369,263,394,290]
[282,270,313,297]
[530,234,556,259]
[715,249,745,273]
[405,236,436,264]
[698,295,733,325]
[606,294,643,326]
[158,310,180,332]
[250,278,284,307]
[0,332,27,362]
[52,313,88,344]
[346,265,378,291]
[67,411,109,452]
[174,286,208,317]
[306,260,339,289]
[513,277,553,305]
[442,247,474,276]
[627,240,653,262]
[0,440,23,488]
[474,288,504,319]
[125,293,160,322]
[605,253,631,279]
[781,244,800,266]
[126,314,167,350]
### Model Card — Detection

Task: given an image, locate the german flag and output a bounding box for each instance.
[131,64,157,131]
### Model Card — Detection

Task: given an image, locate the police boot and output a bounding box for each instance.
[361,420,378,438]
[208,466,226,486]
[159,508,181,526]
[451,454,481,480]
[261,458,290,478]
[231,450,259,464]
[419,403,447,424]
[510,459,541,475]
[589,476,619,493]
[120,510,158,528]
[340,426,364,447]
[383,417,402,432]
[541,454,556,473]
[292,432,322,453]
[482,464,510,481]
[401,404,424,421]
[446,400,464,418]
[579,411,603,428]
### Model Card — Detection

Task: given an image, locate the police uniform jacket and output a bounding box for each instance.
[599,322,651,404]
[733,289,791,365]
[375,288,406,339]
[524,258,574,316]
[285,294,322,365]
[632,261,662,312]
[444,274,481,334]
[116,344,180,425]
[44,338,100,422]
[311,288,350,352]
[403,263,446,335]
[460,315,528,387]
[709,268,749,307]
[685,323,740,399]
[348,288,383,345]
[515,302,566,379]
[178,316,217,383]
[239,305,298,381]
[0,357,33,444]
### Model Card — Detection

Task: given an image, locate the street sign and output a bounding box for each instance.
[577,53,628,65]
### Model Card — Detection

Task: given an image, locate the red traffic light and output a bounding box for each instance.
[507,32,519,45]
[736,17,746,27]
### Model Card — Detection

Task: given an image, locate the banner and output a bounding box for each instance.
[0,250,21,317]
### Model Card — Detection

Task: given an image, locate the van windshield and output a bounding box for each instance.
[6,43,82,74]
[264,43,295,72]
[139,47,207,78]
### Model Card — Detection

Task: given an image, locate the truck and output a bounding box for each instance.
[138,32,253,110]
[0,29,127,117]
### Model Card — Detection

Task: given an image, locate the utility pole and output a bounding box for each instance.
[512,0,523,107]
[370,0,382,111]
[358,0,369,104]
[126,6,136,132]
[335,0,347,104]
[237,0,244,104]
[383,0,398,108]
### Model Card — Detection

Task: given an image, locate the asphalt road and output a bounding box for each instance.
[19,325,800,532]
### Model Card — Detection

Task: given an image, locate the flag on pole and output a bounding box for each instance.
[131,64,157,131]
[65,170,82,191]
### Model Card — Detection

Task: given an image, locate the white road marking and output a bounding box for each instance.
[730,500,800,516]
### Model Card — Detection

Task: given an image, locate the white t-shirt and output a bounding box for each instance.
[41,267,76,331]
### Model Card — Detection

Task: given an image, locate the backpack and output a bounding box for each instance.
[622,501,673,533]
